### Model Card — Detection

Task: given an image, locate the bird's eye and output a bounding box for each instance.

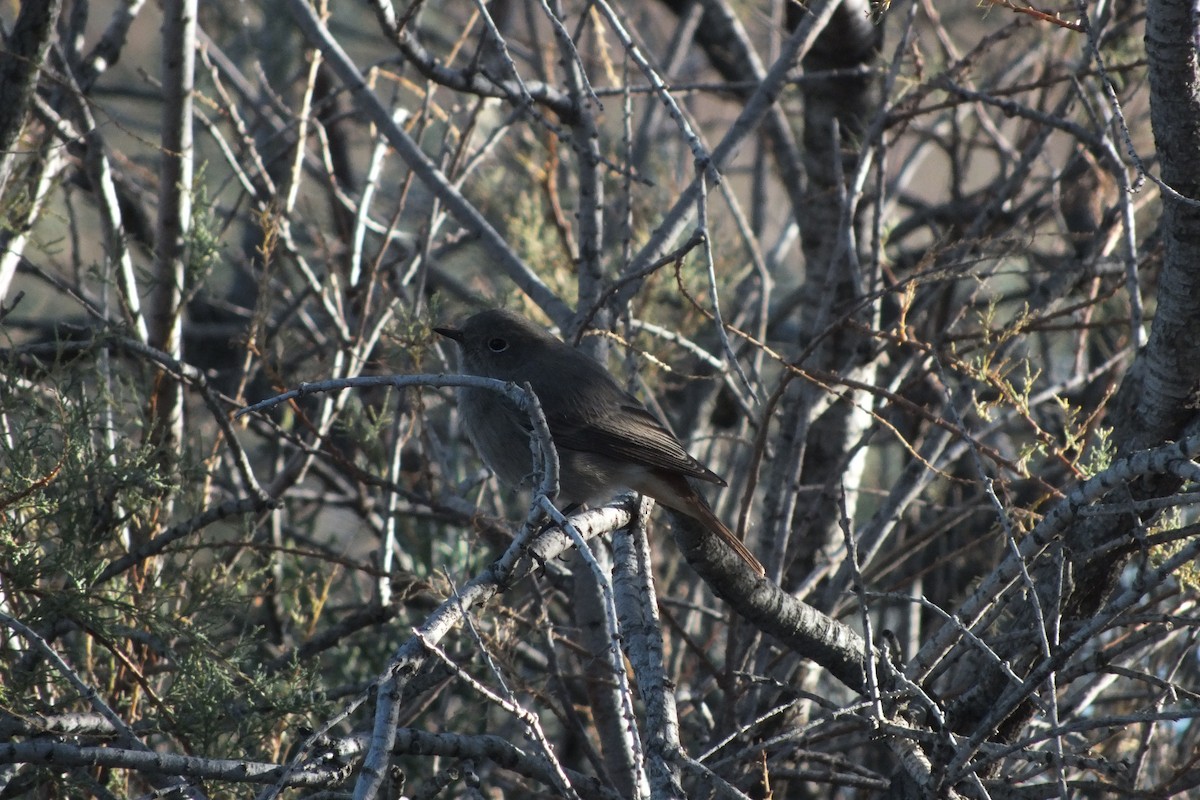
[488,337,508,353]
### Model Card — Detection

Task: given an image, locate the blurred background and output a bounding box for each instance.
[3,1,1193,798]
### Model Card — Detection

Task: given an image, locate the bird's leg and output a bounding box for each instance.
[522,502,585,577]
[535,502,582,536]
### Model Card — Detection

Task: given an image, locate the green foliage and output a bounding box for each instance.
[184,165,223,297]
[0,353,351,789]
[1078,427,1115,482]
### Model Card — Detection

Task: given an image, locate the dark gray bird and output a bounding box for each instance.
[1060,148,1117,260]
[436,309,764,576]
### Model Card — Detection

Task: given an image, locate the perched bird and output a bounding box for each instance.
[1060,147,1118,261]
[436,309,765,576]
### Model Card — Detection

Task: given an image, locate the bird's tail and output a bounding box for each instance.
[638,471,766,577]
[693,501,766,577]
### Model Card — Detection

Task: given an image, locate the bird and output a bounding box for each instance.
[435,308,765,577]
[1060,147,1117,261]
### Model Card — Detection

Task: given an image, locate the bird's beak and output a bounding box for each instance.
[434,325,463,342]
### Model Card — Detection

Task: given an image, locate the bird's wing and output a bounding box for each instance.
[518,346,725,484]
[549,397,726,485]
